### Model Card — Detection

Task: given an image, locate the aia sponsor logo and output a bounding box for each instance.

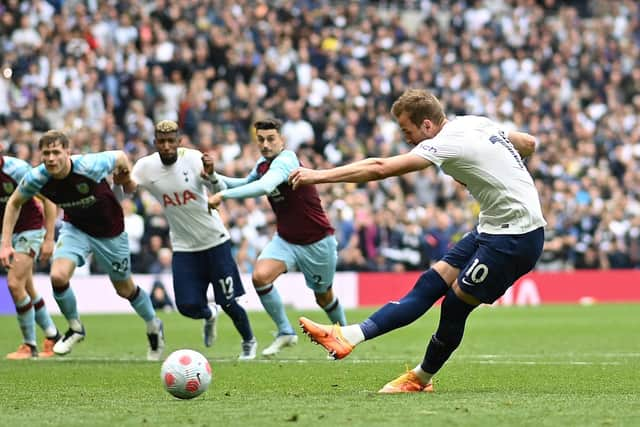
[162,190,197,207]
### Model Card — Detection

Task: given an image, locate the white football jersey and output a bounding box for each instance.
[411,115,546,235]
[132,148,229,251]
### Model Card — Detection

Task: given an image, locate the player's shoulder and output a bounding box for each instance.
[177,147,204,164]
[2,156,30,171]
[451,115,497,130]
[274,150,299,165]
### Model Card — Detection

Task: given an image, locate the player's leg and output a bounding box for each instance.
[49,223,88,355]
[90,233,164,360]
[381,228,545,393]
[5,248,38,359]
[171,250,219,346]
[20,228,61,356]
[300,231,477,359]
[298,235,347,326]
[206,241,256,359]
[254,235,298,356]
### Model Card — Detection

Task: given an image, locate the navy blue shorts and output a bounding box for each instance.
[442,227,544,304]
[171,240,246,307]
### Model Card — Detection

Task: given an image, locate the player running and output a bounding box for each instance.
[118,120,257,360]
[0,130,165,361]
[1,155,61,359]
[206,118,345,357]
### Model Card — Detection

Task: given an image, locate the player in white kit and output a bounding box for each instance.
[290,89,546,392]
[118,120,257,360]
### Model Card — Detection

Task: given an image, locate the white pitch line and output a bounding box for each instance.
[15,355,635,366]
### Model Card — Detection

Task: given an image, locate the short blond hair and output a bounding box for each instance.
[155,120,179,133]
[391,89,445,127]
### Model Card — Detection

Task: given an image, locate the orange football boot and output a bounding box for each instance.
[299,317,354,360]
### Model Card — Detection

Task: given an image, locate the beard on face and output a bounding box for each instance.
[159,153,178,165]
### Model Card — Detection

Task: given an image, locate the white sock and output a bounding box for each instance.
[69,318,83,332]
[44,325,58,338]
[146,318,160,333]
[208,304,218,320]
[411,365,433,384]
[341,325,365,346]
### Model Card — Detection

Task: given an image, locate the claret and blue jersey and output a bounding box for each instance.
[18,152,124,238]
[0,156,44,233]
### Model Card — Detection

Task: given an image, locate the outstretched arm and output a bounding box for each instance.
[509,131,537,158]
[0,191,29,268]
[207,168,285,209]
[289,153,432,189]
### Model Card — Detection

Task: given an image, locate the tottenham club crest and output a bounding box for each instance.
[76,183,90,194]
[3,182,14,193]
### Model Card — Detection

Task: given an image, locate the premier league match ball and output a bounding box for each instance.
[160,349,212,399]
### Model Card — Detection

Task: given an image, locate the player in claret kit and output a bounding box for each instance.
[290,89,546,392]
[1,155,61,359]
[206,118,345,357]
[119,120,257,360]
[0,130,165,361]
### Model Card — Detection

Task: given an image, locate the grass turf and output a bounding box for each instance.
[0,304,638,426]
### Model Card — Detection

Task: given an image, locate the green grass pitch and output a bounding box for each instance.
[1,304,638,427]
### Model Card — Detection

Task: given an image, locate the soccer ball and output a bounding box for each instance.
[160,349,212,399]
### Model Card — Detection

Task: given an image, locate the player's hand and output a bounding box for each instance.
[0,245,15,269]
[288,167,319,190]
[39,239,54,264]
[207,193,223,210]
[113,167,131,185]
[201,152,215,178]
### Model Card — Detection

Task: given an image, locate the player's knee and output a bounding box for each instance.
[314,291,333,307]
[50,271,70,289]
[251,269,271,288]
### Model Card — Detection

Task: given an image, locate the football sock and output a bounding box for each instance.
[32,295,58,338]
[322,296,347,326]
[206,304,217,321]
[360,269,449,340]
[127,286,157,322]
[53,284,81,328]
[255,284,295,335]
[421,289,476,375]
[220,300,254,342]
[341,324,365,346]
[15,296,37,346]
[411,365,433,385]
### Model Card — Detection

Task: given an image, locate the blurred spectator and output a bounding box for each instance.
[1,0,639,273]
[150,279,174,312]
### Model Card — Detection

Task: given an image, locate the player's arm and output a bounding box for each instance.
[289,153,432,189]
[208,168,284,209]
[112,151,138,193]
[508,131,537,158]
[35,194,56,263]
[201,151,250,190]
[0,191,29,267]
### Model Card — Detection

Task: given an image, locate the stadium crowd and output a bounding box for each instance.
[1,0,639,274]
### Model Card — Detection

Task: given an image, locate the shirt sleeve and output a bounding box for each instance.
[131,159,145,187]
[74,152,117,181]
[220,151,298,200]
[3,157,31,183]
[410,134,462,167]
[17,164,48,199]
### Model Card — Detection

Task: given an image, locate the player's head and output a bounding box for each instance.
[39,130,71,178]
[154,120,180,165]
[391,89,446,145]
[254,118,285,160]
